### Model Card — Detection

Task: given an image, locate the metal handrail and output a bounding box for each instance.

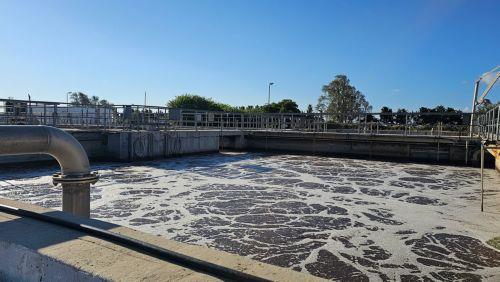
[0,98,483,137]
[477,105,500,142]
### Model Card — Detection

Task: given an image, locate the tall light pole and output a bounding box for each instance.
[267,82,274,104]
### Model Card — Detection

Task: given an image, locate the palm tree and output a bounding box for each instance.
[91,95,99,106]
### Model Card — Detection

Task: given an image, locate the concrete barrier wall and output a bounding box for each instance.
[106,130,222,161]
[244,132,483,165]
[0,130,242,164]
[0,128,486,166]
[0,241,104,282]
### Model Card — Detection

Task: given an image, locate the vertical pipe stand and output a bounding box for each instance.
[480,144,484,212]
[62,183,91,217]
[53,173,98,218]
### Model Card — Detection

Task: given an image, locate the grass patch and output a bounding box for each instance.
[487,237,500,250]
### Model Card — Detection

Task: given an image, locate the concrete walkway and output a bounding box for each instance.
[0,198,323,281]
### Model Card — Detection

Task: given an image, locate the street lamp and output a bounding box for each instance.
[268,82,274,104]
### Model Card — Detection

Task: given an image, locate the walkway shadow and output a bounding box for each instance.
[0,206,118,251]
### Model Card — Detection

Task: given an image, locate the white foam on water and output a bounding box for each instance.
[1,152,499,281]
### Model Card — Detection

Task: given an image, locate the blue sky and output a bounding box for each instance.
[0,0,498,111]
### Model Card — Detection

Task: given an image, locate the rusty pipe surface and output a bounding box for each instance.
[0,125,90,176]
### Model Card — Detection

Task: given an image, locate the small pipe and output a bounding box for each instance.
[480,143,484,212]
[469,80,480,137]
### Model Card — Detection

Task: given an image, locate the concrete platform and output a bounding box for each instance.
[0,198,323,281]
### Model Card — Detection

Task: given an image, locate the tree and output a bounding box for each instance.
[99,99,110,106]
[316,75,370,122]
[395,108,408,124]
[417,107,432,125]
[68,92,91,105]
[441,106,463,125]
[366,114,378,122]
[166,94,302,114]
[167,94,236,112]
[307,104,313,114]
[91,95,100,105]
[380,106,393,124]
[258,99,301,113]
[277,99,301,113]
[261,103,280,113]
[67,92,111,106]
[476,99,498,113]
[434,105,446,113]
[416,105,464,125]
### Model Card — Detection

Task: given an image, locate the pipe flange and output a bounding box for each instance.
[52,172,99,186]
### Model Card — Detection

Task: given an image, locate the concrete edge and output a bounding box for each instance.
[0,198,325,282]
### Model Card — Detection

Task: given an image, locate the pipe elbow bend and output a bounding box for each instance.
[43,126,91,176]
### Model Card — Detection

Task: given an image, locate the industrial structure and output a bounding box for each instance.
[0,68,498,280]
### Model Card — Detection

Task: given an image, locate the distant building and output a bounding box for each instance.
[0,98,114,126]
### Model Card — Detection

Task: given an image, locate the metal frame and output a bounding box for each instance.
[470,66,499,136]
[0,98,480,137]
[477,105,500,142]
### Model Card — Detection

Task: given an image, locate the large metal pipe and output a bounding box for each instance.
[0,125,98,217]
[0,125,89,175]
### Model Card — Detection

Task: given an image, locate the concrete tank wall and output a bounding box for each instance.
[0,129,242,164]
[243,132,483,165]
[0,128,486,167]
[106,130,222,161]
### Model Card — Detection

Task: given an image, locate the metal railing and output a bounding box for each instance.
[477,104,500,142]
[0,99,173,130]
[0,98,481,137]
[178,109,476,137]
